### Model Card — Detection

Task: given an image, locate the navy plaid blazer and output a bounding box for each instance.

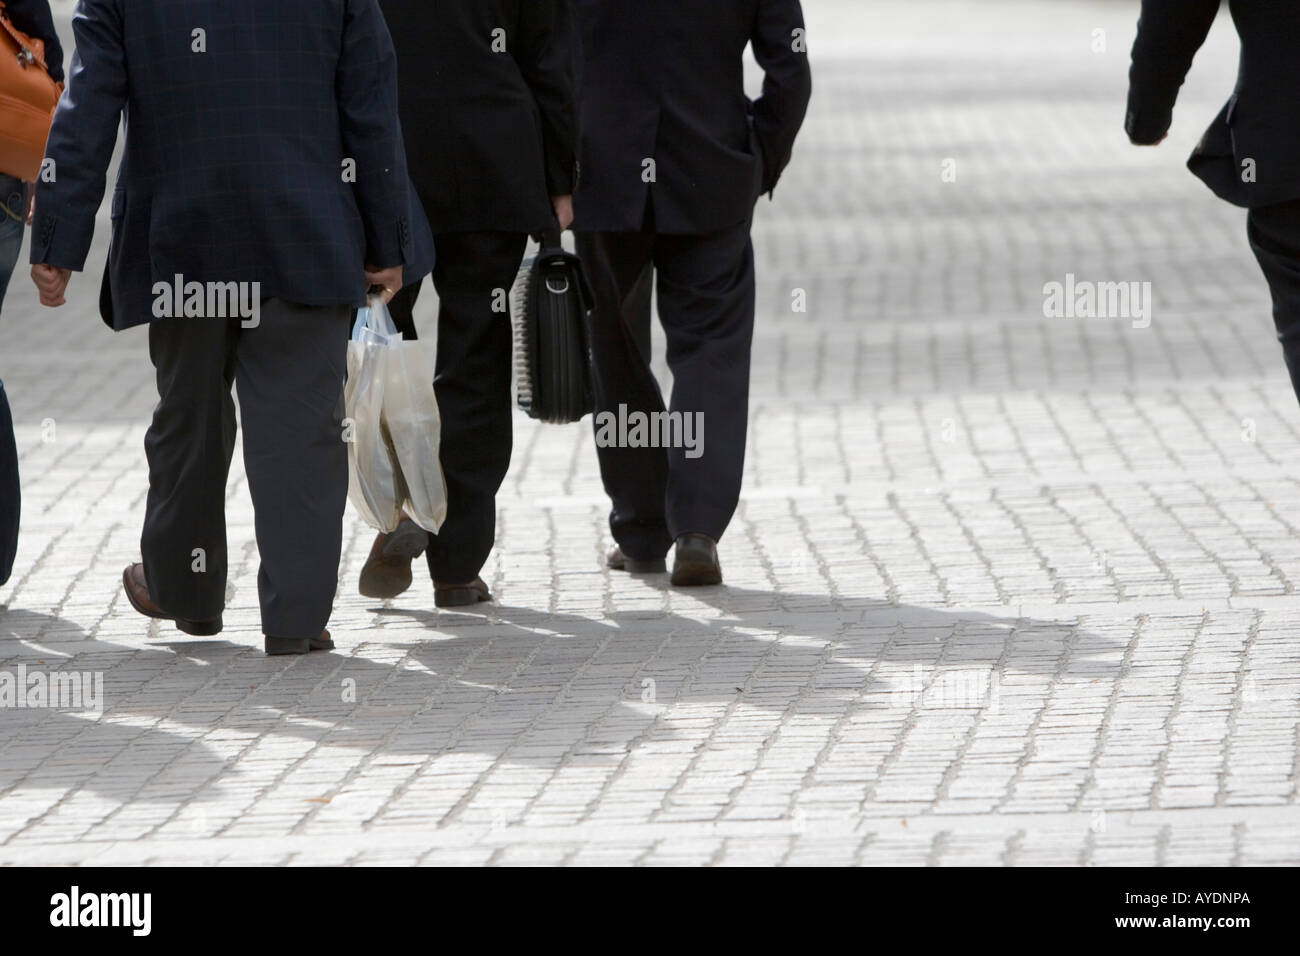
[29,0,433,330]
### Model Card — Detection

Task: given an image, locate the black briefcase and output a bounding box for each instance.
[510,230,595,424]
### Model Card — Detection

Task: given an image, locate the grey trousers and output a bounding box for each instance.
[141,300,350,638]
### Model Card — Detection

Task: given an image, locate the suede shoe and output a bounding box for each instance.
[359,518,429,599]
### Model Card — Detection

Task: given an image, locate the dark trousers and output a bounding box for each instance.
[0,174,25,587]
[0,380,16,587]
[143,300,350,638]
[387,231,526,583]
[1249,199,1300,402]
[575,219,756,561]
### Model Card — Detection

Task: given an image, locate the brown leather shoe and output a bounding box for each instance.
[434,577,492,608]
[265,630,334,655]
[670,533,722,587]
[606,546,667,574]
[122,563,222,636]
[359,518,428,599]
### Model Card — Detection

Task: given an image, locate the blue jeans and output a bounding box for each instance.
[0,173,25,585]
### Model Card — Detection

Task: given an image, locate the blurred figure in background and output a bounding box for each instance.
[1128,2,1300,401]
[360,0,577,608]
[570,0,811,587]
[0,0,63,589]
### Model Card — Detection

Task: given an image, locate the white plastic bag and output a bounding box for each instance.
[383,334,448,533]
[345,303,404,533]
[344,300,447,534]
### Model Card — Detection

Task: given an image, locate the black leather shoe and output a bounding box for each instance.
[606,546,667,574]
[434,577,492,608]
[265,630,335,656]
[671,533,722,587]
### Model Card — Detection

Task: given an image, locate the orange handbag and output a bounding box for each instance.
[0,1,62,181]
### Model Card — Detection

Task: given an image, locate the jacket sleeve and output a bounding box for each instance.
[1125,0,1222,145]
[28,0,124,271]
[4,0,65,83]
[751,0,813,196]
[516,0,579,198]
[338,0,413,269]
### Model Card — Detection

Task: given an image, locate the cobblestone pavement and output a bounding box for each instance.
[2,0,1298,865]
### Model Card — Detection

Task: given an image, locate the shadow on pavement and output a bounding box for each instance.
[0,588,1124,818]
[0,608,229,819]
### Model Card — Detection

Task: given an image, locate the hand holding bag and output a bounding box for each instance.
[0,1,62,181]
[345,300,448,535]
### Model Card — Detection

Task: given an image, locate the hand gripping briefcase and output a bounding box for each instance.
[510,230,596,424]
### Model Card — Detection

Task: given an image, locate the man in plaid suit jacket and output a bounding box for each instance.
[28,0,432,654]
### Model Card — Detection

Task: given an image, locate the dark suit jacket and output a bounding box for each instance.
[570,0,811,235]
[29,0,433,330]
[3,0,64,82]
[1127,0,1300,208]
[378,0,578,235]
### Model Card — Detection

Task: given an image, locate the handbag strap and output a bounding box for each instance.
[0,2,51,75]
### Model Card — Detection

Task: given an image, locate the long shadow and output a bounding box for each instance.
[0,587,1123,819]
[242,585,1122,766]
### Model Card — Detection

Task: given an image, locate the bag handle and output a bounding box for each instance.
[351,297,400,342]
[538,228,564,253]
[532,230,595,311]
[0,2,51,75]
